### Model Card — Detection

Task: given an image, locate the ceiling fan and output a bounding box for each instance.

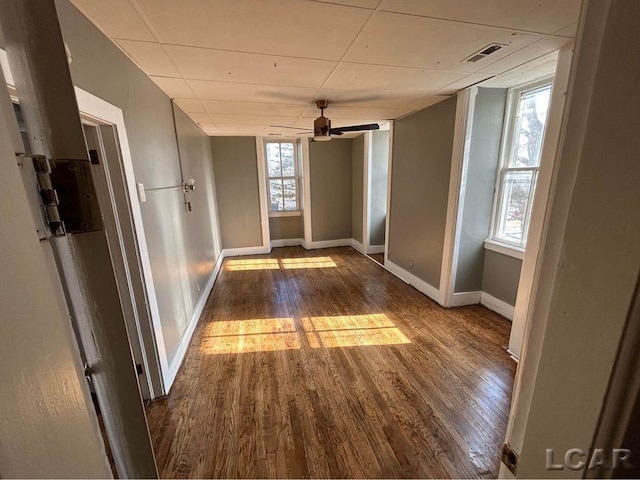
[271,100,379,141]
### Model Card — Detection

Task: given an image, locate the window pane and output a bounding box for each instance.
[269,179,284,211]
[266,143,281,177]
[496,171,533,245]
[283,179,297,211]
[280,142,295,176]
[509,85,552,167]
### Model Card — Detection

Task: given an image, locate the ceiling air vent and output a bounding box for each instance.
[463,43,506,63]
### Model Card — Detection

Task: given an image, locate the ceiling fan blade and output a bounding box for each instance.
[330,123,380,135]
[270,125,313,132]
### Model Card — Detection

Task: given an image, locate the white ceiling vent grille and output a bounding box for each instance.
[463,43,506,63]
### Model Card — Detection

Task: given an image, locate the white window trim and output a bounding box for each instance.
[488,77,553,252]
[264,138,301,215]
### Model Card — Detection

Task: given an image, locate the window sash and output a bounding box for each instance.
[265,141,299,213]
[490,78,552,249]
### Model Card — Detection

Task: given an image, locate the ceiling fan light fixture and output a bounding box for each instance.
[314,114,332,141]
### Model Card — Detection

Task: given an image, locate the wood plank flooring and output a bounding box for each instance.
[146,247,515,479]
[368,253,385,265]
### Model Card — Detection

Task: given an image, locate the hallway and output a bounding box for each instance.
[146,247,515,478]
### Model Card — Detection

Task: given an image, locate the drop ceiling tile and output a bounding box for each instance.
[163,45,336,87]
[301,104,410,119]
[117,40,180,77]
[210,114,298,126]
[188,112,214,124]
[312,0,380,9]
[133,0,370,60]
[479,36,572,75]
[150,77,196,98]
[324,63,464,94]
[344,12,542,71]
[554,23,578,38]
[70,0,156,41]
[174,98,206,113]
[314,88,423,108]
[480,51,558,88]
[435,73,495,95]
[201,100,305,117]
[188,80,317,104]
[378,0,581,35]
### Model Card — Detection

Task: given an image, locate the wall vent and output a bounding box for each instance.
[463,43,506,63]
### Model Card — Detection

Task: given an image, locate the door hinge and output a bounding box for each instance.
[501,443,519,476]
[32,155,66,237]
[31,155,103,237]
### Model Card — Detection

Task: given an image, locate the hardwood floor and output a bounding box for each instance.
[146,247,515,479]
[368,253,385,265]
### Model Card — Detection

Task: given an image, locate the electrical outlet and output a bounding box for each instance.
[197,283,201,292]
[410,259,414,268]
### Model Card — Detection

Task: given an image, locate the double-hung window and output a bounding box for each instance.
[265,141,300,215]
[491,80,553,248]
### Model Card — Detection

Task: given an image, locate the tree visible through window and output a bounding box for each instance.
[492,81,552,247]
[266,141,299,213]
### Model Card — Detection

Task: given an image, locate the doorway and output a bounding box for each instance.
[365,128,390,265]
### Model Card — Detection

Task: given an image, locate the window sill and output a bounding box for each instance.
[484,239,525,260]
[269,211,301,218]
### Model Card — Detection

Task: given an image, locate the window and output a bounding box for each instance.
[491,80,552,248]
[265,141,299,215]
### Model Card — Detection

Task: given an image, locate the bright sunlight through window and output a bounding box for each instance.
[225,257,337,271]
[492,81,552,248]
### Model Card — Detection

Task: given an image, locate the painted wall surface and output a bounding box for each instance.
[388,97,457,288]
[210,136,263,249]
[269,215,303,240]
[54,0,221,363]
[310,138,353,242]
[351,135,364,243]
[370,130,389,246]
[482,250,522,305]
[0,68,111,478]
[455,88,507,293]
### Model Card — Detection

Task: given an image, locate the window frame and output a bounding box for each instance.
[489,77,554,250]
[264,139,301,217]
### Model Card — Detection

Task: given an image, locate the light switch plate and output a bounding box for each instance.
[136,183,146,202]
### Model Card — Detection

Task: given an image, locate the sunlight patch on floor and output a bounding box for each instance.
[199,314,410,354]
[225,257,337,271]
[225,259,279,271]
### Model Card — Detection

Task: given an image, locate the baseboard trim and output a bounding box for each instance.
[350,239,365,254]
[448,291,482,307]
[270,238,304,248]
[385,259,441,305]
[303,238,352,250]
[222,245,271,257]
[164,252,222,391]
[481,292,515,321]
[366,244,385,254]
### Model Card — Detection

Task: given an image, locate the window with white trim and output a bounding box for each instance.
[265,141,299,215]
[491,80,553,248]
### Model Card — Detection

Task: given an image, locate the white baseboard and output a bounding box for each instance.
[303,238,352,250]
[481,292,515,321]
[271,238,304,248]
[350,239,365,253]
[222,245,271,257]
[384,259,442,305]
[164,252,223,390]
[366,244,385,254]
[447,291,482,307]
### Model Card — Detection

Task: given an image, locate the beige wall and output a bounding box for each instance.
[210,136,263,249]
[388,96,457,288]
[269,215,303,240]
[310,138,353,242]
[351,135,364,243]
[55,0,221,366]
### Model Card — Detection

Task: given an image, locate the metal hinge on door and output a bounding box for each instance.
[31,154,102,237]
